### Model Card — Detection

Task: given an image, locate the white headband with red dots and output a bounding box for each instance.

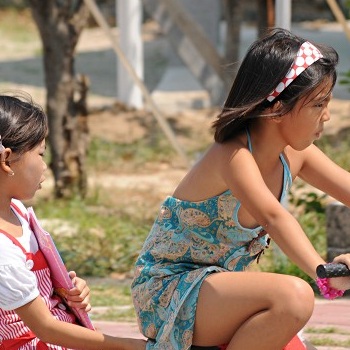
[266,41,323,102]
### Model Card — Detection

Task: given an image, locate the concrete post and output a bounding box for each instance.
[117,0,143,108]
[275,0,291,30]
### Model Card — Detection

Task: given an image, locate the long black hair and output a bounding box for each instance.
[213,28,338,143]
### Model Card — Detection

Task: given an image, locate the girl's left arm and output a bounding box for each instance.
[298,144,350,290]
[15,296,141,349]
[298,144,350,206]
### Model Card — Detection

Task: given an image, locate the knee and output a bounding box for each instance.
[274,276,314,325]
[289,277,314,315]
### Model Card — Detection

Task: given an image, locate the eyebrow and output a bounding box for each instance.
[317,93,332,103]
[309,86,332,103]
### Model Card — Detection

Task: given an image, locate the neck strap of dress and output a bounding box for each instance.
[245,128,253,152]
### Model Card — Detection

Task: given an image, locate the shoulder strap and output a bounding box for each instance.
[0,201,29,254]
[0,229,26,254]
[245,128,253,152]
[10,201,29,221]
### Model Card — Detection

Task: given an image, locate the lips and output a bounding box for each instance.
[315,129,323,139]
[38,178,45,189]
[316,127,323,134]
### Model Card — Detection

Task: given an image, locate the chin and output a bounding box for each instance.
[12,195,34,202]
[25,191,38,199]
[293,143,313,151]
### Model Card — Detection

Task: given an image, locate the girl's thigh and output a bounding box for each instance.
[192,271,314,346]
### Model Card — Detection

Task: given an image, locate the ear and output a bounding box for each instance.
[267,101,284,124]
[0,148,14,175]
[269,100,282,113]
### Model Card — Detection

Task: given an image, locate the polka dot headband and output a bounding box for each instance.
[267,41,323,102]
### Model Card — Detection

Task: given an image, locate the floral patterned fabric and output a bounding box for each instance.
[131,140,292,350]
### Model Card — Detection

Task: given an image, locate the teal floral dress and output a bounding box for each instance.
[131,135,292,350]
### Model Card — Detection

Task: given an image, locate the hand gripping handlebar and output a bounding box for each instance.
[316,263,350,278]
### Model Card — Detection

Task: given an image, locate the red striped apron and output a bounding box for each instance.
[0,205,76,349]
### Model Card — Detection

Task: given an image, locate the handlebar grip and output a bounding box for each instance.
[316,263,350,278]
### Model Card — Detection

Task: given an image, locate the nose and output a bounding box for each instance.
[43,159,48,171]
[322,107,331,122]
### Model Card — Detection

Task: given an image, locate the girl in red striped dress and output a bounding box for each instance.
[0,94,146,350]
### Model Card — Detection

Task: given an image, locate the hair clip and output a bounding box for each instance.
[0,136,5,154]
[267,41,323,102]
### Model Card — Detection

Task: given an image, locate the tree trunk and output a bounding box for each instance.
[28,0,90,198]
[223,0,243,78]
[257,0,275,38]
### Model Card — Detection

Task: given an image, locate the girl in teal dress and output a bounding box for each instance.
[132,28,350,350]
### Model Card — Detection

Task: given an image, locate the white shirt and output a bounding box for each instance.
[0,201,40,310]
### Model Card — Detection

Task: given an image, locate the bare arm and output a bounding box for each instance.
[15,296,138,350]
[219,144,350,289]
[298,144,350,206]
[297,144,350,289]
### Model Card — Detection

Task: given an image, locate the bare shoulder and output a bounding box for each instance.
[173,138,248,200]
[212,134,251,162]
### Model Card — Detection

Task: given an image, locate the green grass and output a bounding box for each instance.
[34,194,153,277]
[306,326,350,335]
[90,305,137,322]
[308,337,350,347]
[88,280,137,322]
[90,283,132,307]
[88,134,175,172]
[305,327,350,348]
[315,134,350,171]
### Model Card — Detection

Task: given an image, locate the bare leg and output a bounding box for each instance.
[193,271,314,350]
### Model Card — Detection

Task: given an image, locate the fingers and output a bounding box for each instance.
[69,276,88,296]
[66,298,92,312]
[329,275,350,291]
[66,272,91,311]
[333,254,350,268]
[330,254,350,291]
[68,299,91,312]
[68,270,77,280]
[65,284,92,311]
